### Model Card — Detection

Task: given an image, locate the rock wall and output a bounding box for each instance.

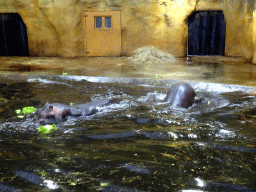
[0,0,255,62]
[252,10,256,63]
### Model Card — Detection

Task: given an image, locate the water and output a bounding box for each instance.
[0,73,255,191]
[0,56,256,86]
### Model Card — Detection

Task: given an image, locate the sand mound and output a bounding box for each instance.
[128,46,176,64]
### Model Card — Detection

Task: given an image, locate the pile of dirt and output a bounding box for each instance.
[127,46,176,64]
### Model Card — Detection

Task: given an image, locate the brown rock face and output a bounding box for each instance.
[0,0,255,62]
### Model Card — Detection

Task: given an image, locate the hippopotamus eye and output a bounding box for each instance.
[39,114,45,118]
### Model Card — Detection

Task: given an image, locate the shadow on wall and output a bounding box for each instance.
[0,13,29,56]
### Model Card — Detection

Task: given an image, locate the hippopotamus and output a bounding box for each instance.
[34,99,116,125]
[163,83,196,108]
[35,103,71,125]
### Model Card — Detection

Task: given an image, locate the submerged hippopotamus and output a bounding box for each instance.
[34,99,116,125]
[135,83,196,125]
[163,83,196,108]
[35,83,195,124]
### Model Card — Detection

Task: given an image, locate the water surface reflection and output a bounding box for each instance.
[0,75,255,191]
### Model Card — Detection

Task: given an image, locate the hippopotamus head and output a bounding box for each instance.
[34,103,71,125]
[164,83,196,108]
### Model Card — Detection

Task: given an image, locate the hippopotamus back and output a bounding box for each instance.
[164,83,196,108]
[69,99,116,116]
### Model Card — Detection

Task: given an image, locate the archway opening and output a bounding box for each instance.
[187,10,225,56]
[0,13,29,56]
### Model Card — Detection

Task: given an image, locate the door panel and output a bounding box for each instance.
[84,11,121,56]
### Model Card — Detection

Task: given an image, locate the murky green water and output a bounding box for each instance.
[0,73,255,191]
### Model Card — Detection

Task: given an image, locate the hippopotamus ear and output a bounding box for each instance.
[49,106,53,111]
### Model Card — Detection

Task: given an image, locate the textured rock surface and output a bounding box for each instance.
[0,0,255,62]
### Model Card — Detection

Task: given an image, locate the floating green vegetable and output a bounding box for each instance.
[15,106,37,118]
[62,71,67,75]
[21,107,37,114]
[15,109,21,114]
[37,124,57,134]
[100,182,108,187]
[156,74,162,79]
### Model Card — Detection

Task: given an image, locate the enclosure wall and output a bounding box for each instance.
[0,0,255,62]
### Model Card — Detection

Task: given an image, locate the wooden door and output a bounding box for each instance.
[84,11,121,56]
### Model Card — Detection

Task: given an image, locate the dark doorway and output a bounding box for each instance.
[0,13,29,56]
[187,11,225,56]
